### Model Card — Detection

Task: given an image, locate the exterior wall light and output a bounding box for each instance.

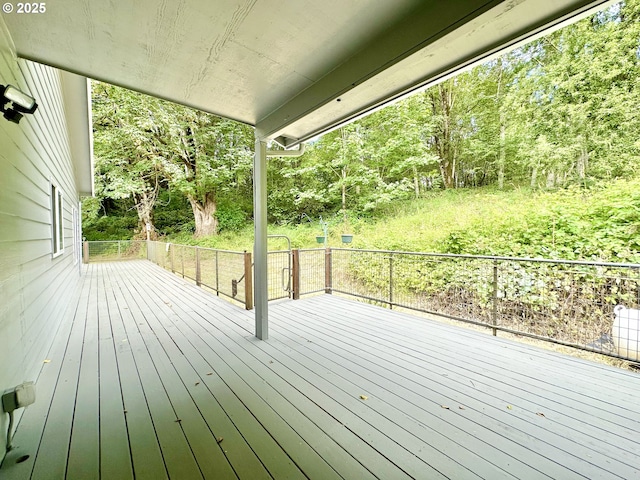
[0,84,38,124]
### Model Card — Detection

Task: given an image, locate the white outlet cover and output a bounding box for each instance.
[15,382,36,408]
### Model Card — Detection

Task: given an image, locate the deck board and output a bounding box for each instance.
[109,265,205,480]
[0,270,91,480]
[28,270,94,480]
[157,267,614,480]
[139,272,412,480]
[66,264,100,480]
[2,260,640,480]
[269,300,635,480]
[98,263,136,480]
[103,264,168,480]
[285,297,640,430]
[119,262,350,480]
[115,266,249,480]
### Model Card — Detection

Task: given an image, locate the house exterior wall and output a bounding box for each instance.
[0,20,87,457]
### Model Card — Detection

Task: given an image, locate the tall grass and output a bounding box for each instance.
[164,179,640,263]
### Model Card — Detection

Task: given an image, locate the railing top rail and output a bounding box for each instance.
[152,241,245,255]
[86,241,640,269]
[331,247,640,269]
[194,247,246,255]
[267,234,291,251]
[87,240,146,243]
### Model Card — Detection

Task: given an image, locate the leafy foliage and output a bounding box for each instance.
[88,1,640,264]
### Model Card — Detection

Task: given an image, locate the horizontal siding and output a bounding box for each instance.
[0,19,84,460]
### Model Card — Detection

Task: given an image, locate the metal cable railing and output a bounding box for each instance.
[301,248,640,362]
[146,241,252,308]
[84,241,640,362]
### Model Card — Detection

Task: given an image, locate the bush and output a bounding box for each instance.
[216,200,249,232]
[83,215,138,240]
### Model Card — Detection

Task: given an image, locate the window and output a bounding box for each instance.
[51,182,64,256]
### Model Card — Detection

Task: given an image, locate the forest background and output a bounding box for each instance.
[84,0,640,263]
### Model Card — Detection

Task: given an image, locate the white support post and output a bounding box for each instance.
[254,138,268,340]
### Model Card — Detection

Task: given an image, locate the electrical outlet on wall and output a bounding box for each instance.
[2,382,36,413]
[15,382,36,408]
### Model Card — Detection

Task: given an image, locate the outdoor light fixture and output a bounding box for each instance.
[0,84,38,124]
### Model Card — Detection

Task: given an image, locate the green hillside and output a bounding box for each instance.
[151,179,639,263]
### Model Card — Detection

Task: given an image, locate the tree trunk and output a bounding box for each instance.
[530,165,538,189]
[577,147,588,180]
[498,123,506,189]
[188,193,218,237]
[341,168,349,233]
[438,156,456,189]
[430,81,456,189]
[496,58,506,190]
[134,191,157,240]
[546,171,556,189]
[412,166,420,199]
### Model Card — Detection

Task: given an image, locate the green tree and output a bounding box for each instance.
[156,103,254,236]
[92,82,254,238]
[92,82,166,238]
[504,1,640,187]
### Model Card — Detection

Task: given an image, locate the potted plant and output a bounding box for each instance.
[341,234,353,244]
[341,211,353,244]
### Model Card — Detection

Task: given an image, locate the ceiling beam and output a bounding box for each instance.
[256,0,502,143]
[259,0,614,147]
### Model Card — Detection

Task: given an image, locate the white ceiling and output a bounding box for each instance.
[4,0,614,146]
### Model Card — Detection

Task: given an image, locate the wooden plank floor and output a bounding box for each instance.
[2,260,639,479]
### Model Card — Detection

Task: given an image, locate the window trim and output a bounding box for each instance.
[51,181,64,257]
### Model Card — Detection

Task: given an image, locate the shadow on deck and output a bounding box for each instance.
[2,260,639,479]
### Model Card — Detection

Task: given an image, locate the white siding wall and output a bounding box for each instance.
[0,27,83,456]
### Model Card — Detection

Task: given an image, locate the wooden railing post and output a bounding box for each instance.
[83,241,89,264]
[244,251,253,310]
[292,249,300,300]
[325,248,332,294]
[195,247,201,286]
[170,244,175,273]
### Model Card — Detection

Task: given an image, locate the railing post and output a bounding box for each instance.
[325,248,332,294]
[215,250,220,296]
[492,259,498,336]
[292,249,300,300]
[83,241,89,264]
[118,241,121,259]
[170,245,175,273]
[195,247,201,286]
[181,247,185,278]
[244,251,254,310]
[389,253,394,309]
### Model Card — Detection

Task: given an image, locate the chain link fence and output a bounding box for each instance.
[83,241,147,262]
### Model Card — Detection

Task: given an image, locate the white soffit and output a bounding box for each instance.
[60,72,93,197]
[4,0,614,147]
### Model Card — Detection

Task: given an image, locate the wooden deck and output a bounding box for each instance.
[2,260,639,480]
